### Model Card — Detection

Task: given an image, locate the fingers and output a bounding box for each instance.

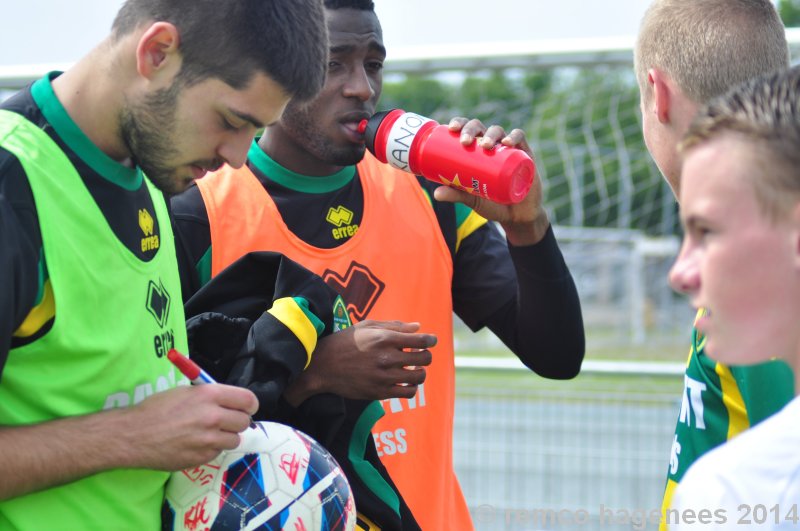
[177,386,256,439]
[206,383,260,417]
[390,367,427,398]
[214,409,255,436]
[447,116,469,133]
[446,116,532,154]
[501,128,534,158]
[399,366,427,386]
[446,117,506,145]
[356,320,436,350]
[213,431,246,452]
[390,384,422,400]
[476,124,510,148]
[398,331,437,350]
[383,367,428,399]
[398,347,433,370]
[452,118,489,146]
[501,127,528,147]
[359,319,421,333]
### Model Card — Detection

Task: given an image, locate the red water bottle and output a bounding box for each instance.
[359,109,535,204]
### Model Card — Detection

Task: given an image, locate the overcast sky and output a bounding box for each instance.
[1,0,655,67]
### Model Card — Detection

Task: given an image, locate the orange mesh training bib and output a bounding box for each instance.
[198,152,473,530]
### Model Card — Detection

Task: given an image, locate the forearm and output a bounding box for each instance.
[487,226,585,378]
[0,409,133,500]
[1,383,260,501]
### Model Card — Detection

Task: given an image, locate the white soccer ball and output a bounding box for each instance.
[162,421,356,531]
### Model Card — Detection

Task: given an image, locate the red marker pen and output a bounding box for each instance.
[167,349,217,385]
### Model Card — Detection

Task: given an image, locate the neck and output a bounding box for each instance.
[258,129,345,177]
[50,38,133,164]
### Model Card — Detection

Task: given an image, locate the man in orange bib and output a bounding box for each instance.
[172,1,586,528]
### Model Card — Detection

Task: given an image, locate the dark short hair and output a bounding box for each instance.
[112,0,328,101]
[324,0,375,10]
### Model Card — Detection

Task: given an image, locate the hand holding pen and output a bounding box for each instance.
[103,349,258,472]
[167,349,257,428]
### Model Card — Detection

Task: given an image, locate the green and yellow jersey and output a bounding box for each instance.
[660,308,795,529]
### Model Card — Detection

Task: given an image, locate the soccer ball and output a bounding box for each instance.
[162,421,356,531]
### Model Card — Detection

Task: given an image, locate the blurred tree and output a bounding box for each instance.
[455,71,518,125]
[779,0,800,26]
[524,70,554,97]
[379,75,451,118]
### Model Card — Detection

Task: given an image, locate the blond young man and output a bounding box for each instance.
[668,64,800,531]
[633,0,793,523]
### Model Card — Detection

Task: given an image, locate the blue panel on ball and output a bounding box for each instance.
[303,432,334,488]
[212,453,269,530]
[160,500,176,530]
[320,474,352,531]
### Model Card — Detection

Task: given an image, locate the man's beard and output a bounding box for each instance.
[281,104,366,168]
[119,85,183,195]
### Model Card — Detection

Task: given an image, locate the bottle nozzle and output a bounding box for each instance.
[357,119,368,134]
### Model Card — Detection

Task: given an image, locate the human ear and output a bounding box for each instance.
[135,22,181,79]
[648,68,671,124]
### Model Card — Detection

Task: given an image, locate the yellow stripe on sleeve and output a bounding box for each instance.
[455,210,488,252]
[13,280,55,338]
[266,297,319,369]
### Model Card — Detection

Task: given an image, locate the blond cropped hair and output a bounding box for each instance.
[635,0,788,103]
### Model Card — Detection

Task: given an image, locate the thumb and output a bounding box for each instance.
[433,185,480,208]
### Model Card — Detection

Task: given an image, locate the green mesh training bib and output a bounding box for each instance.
[0,109,189,531]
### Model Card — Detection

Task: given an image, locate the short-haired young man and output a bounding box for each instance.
[172,1,586,529]
[0,1,327,528]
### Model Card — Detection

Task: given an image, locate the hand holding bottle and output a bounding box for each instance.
[443,117,550,246]
[360,109,535,205]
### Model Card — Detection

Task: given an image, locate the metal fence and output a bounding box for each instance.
[453,359,684,531]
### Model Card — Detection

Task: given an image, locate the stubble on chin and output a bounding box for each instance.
[118,87,184,195]
[332,144,367,167]
[146,169,191,197]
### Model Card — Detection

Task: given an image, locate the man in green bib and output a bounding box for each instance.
[633,1,794,527]
[0,1,328,529]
